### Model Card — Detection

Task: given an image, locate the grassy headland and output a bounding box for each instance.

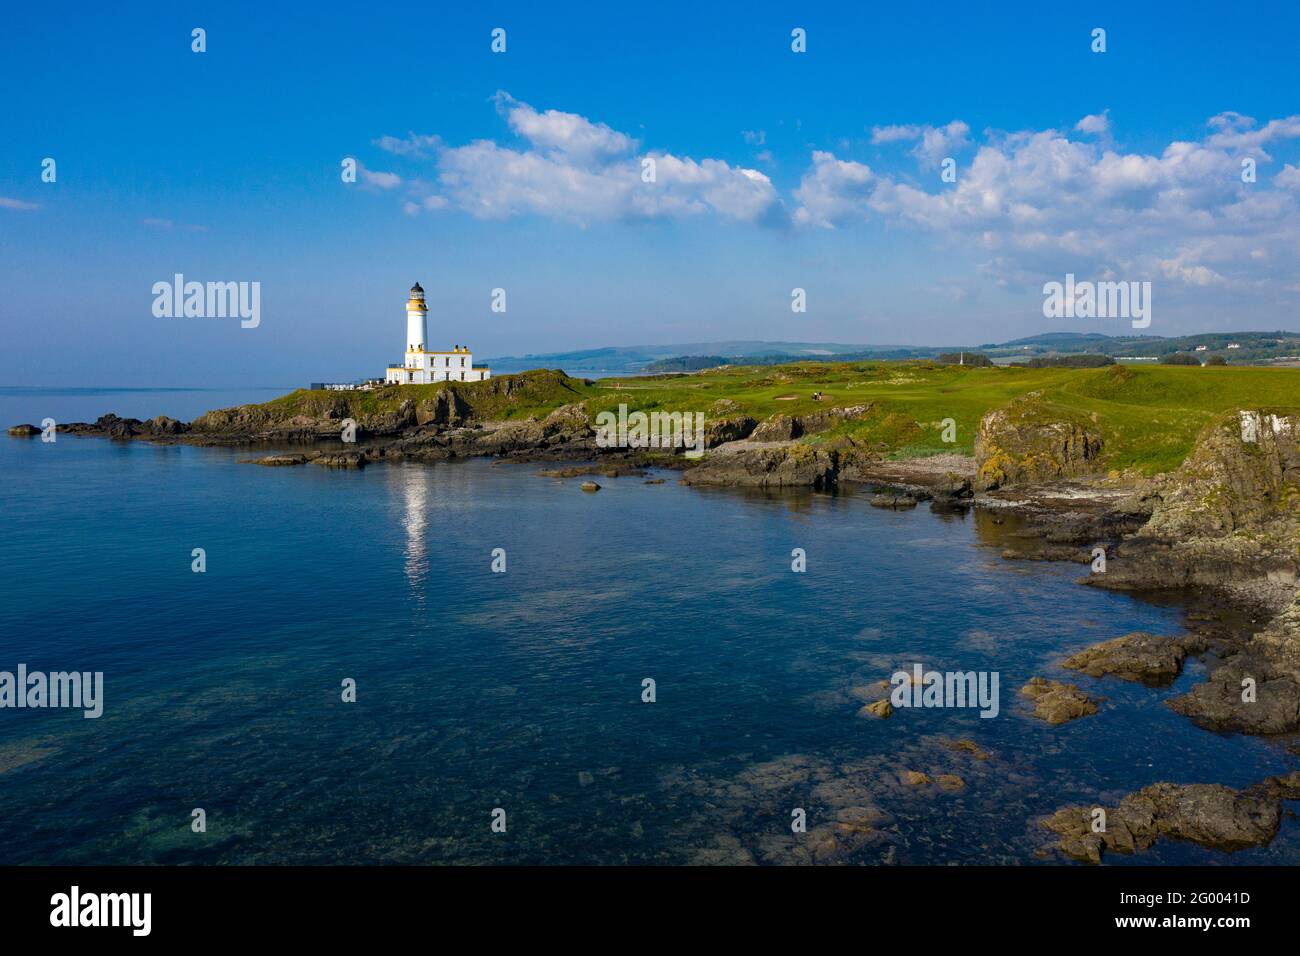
[246,362,1298,477]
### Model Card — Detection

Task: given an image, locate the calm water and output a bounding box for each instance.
[1,390,1297,865]
[0,386,290,428]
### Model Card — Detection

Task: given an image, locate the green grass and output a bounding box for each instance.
[245,361,1299,476]
[257,369,597,423]
[587,362,1298,474]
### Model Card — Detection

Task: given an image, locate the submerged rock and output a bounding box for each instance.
[945,739,991,761]
[870,493,918,509]
[1000,544,1093,563]
[1020,678,1099,725]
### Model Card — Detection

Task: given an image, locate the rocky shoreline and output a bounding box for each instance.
[11,383,1300,863]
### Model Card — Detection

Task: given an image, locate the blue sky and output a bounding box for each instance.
[2,1,1299,386]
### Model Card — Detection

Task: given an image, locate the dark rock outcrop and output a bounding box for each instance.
[312,452,366,468]
[749,414,801,443]
[1042,772,1300,862]
[705,416,758,447]
[1062,632,1207,686]
[681,446,839,489]
[975,394,1105,491]
[1092,409,1300,610]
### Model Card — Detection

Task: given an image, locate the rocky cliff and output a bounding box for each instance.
[975,393,1106,490]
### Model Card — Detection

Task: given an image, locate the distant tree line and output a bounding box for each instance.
[1023,354,1115,368]
[936,352,995,366]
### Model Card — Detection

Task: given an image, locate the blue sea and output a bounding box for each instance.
[1,388,1296,865]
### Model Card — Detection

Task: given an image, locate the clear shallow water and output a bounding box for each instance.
[1,417,1297,865]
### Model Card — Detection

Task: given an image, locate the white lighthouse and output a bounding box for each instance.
[385,282,491,385]
[406,281,428,353]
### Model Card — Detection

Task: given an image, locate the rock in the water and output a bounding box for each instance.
[254,454,310,466]
[312,452,366,468]
[946,739,991,760]
[1167,651,1300,734]
[1043,777,1290,862]
[1020,677,1099,724]
[932,472,974,500]
[935,774,966,791]
[1062,631,1200,686]
[681,445,839,489]
[1170,592,1300,735]
[580,481,601,492]
[7,424,40,437]
[146,415,188,435]
[859,699,894,719]
[870,493,918,509]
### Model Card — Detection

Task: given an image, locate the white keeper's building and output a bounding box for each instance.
[385,282,491,384]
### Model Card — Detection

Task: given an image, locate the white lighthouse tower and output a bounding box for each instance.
[385,281,491,384]
[406,281,428,352]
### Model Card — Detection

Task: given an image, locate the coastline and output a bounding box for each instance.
[9,368,1300,864]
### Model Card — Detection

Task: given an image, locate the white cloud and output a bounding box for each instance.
[796,115,1300,294]
[374,133,441,157]
[1276,164,1300,190]
[1075,111,1110,136]
[870,124,922,144]
[359,165,402,189]
[0,197,40,211]
[379,93,780,225]
[359,98,1300,298]
[792,152,876,228]
[1204,112,1300,157]
[916,121,970,165]
[871,121,970,166]
[495,92,636,165]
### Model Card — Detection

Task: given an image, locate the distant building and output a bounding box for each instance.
[1194,345,1208,351]
[1227,343,1241,349]
[384,282,491,384]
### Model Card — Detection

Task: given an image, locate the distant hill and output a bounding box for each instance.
[485,340,898,375]
[486,331,1300,375]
